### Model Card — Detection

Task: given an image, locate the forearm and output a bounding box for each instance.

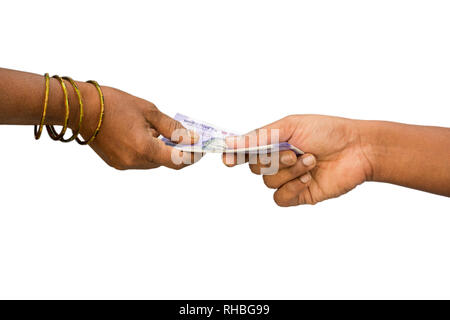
[0,68,98,131]
[359,120,450,196]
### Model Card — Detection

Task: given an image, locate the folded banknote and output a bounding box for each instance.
[161,113,303,154]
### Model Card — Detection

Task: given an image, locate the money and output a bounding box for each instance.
[161,113,303,155]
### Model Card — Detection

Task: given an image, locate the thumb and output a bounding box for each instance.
[225,117,294,149]
[151,111,198,145]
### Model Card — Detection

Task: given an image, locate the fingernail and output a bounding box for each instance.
[300,173,311,183]
[281,153,294,165]
[302,155,315,167]
[225,136,243,148]
[223,153,236,166]
[189,130,199,141]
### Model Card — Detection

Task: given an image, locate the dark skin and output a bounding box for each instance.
[1,68,449,205]
[224,115,450,206]
[0,68,200,170]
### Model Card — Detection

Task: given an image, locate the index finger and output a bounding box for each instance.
[149,138,203,169]
[222,150,297,169]
[224,118,293,149]
[148,110,199,145]
[249,150,297,174]
[222,152,249,167]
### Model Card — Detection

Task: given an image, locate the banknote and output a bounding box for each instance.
[161,113,303,155]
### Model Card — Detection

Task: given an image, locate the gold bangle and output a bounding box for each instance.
[34,73,50,139]
[76,80,105,145]
[46,75,70,141]
[58,76,84,143]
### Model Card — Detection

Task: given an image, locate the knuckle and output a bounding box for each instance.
[147,101,157,110]
[309,195,319,205]
[249,164,260,174]
[263,176,277,189]
[299,191,318,205]
[273,192,290,207]
[145,107,160,121]
[283,115,295,123]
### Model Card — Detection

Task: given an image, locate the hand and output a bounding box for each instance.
[80,86,200,170]
[223,115,373,206]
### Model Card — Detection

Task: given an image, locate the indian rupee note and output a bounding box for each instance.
[161,113,303,155]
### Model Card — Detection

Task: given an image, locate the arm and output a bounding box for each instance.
[223,115,450,206]
[360,120,450,196]
[0,67,199,170]
[0,68,84,126]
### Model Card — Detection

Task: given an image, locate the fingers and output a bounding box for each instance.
[224,116,294,149]
[222,116,297,168]
[273,172,313,207]
[222,149,297,168]
[248,150,298,173]
[244,152,316,207]
[150,111,198,145]
[147,138,203,170]
[262,154,316,189]
[222,153,249,167]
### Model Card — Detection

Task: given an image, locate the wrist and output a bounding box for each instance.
[47,78,100,138]
[72,81,101,139]
[356,119,391,183]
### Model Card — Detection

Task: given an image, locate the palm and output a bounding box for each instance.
[286,115,371,204]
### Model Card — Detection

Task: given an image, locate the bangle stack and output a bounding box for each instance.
[34,73,104,145]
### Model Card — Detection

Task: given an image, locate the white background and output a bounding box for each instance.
[0,0,449,299]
